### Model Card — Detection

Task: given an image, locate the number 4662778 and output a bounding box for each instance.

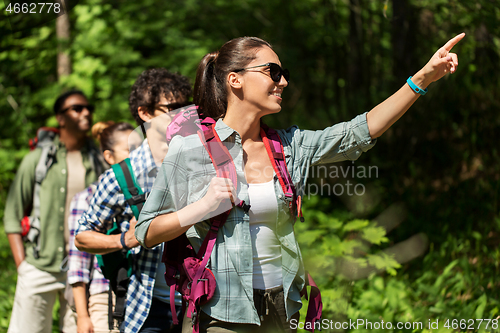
[444,318,498,330]
[5,3,62,14]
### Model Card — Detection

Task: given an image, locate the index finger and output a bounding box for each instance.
[219,177,235,206]
[443,32,465,52]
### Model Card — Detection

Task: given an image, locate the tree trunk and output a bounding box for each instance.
[56,0,71,80]
[391,0,416,79]
[348,0,363,89]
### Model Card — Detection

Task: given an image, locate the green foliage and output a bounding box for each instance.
[295,196,401,330]
[1,0,500,331]
[347,234,499,332]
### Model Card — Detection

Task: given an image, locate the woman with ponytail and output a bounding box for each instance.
[136,34,464,333]
[68,121,141,333]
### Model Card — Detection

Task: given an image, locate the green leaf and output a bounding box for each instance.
[361,225,388,245]
[474,294,487,319]
[343,219,369,231]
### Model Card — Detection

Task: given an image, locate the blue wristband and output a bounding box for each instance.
[406,76,428,95]
[120,232,130,251]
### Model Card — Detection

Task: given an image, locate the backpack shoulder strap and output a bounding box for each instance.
[195,120,245,252]
[166,105,200,144]
[27,128,59,258]
[112,158,146,220]
[260,124,303,221]
[197,119,237,188]
[33,129,58,184]
[260,125,293,197]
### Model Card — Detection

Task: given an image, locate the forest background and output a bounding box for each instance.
[1,0,499,332]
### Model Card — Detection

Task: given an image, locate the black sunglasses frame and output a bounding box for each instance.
[60,104,95,114]
[154,102,192,113]
[234,63,290,83]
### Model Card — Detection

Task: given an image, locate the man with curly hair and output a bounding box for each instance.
[75,68,192,333]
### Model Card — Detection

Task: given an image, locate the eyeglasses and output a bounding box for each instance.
[60,104,95,114]
[234,63,290,83]
[155,102,191,114]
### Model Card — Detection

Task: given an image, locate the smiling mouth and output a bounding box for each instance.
[271,92,282,98]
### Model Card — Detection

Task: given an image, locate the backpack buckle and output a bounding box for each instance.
[272,151,284,160]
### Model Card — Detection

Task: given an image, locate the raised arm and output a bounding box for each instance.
[366,33,465,138]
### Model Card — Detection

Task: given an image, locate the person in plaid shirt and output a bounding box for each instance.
[75,69,192,333]
[68,121,141,333]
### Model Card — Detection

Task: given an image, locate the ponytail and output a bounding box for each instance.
[92,121,115,146]
[91,121,135,153]
[194,52,226,119]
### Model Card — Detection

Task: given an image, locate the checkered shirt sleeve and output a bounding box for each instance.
[76,141,163,333]
[67,185,109,295]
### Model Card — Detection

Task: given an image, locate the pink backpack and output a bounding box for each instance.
[163,106,322,332]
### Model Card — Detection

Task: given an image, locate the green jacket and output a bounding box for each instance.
[4,136,102,273]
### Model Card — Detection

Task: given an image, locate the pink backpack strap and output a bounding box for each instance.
[187,210,230,333]
[262,125,322,328]
[260,125,293,197]
[170,284,179,324]
[186,120,243,333]
[260,124,303,220]
[300,272,323,332]
[164,113,250,331]
[198,119,238,190]
[165,105,200,144]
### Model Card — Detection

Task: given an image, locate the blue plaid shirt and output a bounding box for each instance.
[136,113,376,324]
[77,140,163,333]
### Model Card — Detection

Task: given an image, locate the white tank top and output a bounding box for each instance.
[248,180,282,290]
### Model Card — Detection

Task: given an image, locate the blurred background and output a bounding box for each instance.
[1,0,499,331]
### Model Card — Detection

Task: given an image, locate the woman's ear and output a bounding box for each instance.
[103,150,115,165]
[227,72,242,90]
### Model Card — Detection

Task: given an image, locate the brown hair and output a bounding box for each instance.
[129,68,192,126]
[193,37,272,120]
[91,121,135,152]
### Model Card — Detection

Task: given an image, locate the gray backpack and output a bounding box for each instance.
[22,127,105,259]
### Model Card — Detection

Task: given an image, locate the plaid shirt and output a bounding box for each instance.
[136,113,376,324]
[77,140,163,333]
[68,183,109,295]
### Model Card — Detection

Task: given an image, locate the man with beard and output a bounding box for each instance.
[4,90,105,333]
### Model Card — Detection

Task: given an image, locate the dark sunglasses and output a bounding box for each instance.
[60,104,95,114]
[155,102,191,113]
[234,63,290,83]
